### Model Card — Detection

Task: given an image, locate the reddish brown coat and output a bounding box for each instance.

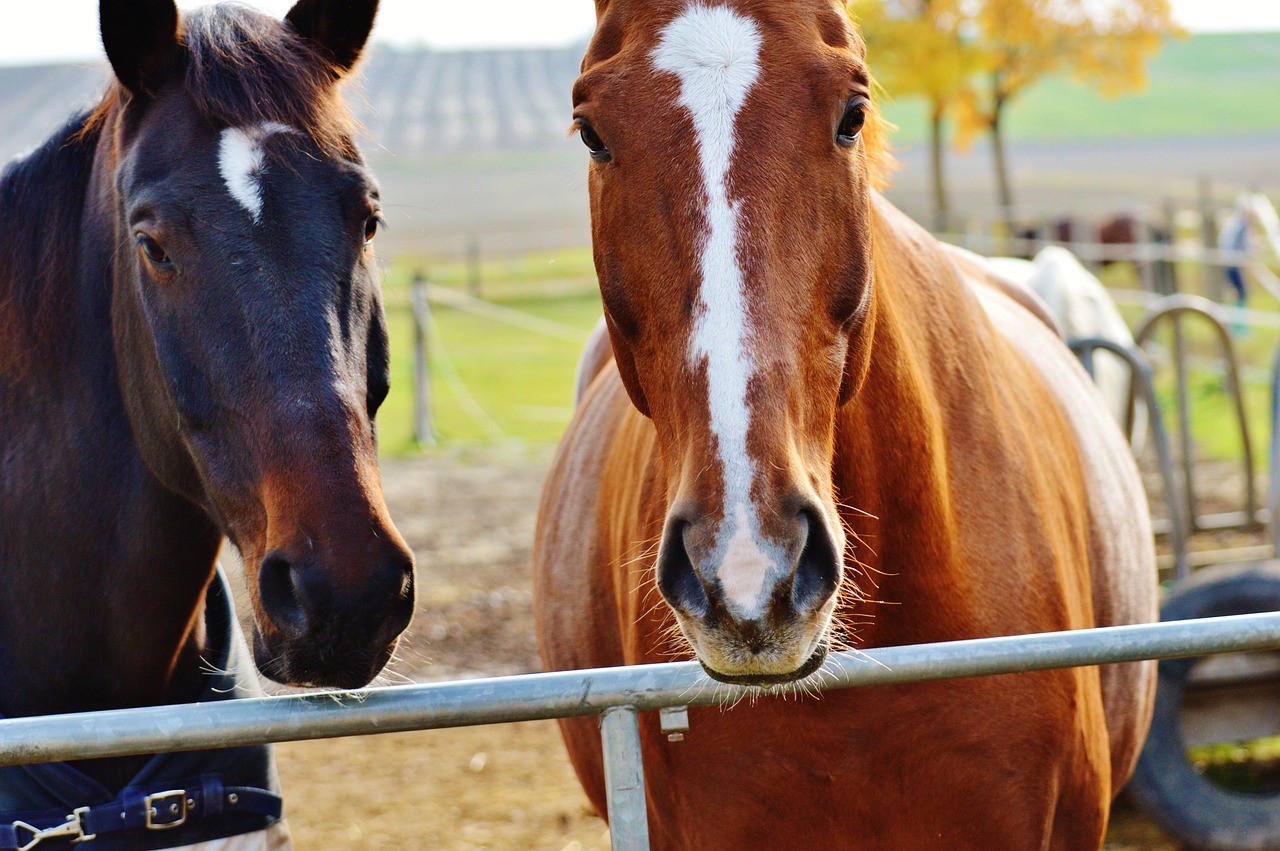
[535,2,1156,847]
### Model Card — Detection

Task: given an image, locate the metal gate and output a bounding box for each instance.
[4,614,1280,849]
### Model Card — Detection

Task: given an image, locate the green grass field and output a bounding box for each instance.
[376,252,603,456]
[878,32,1280,145]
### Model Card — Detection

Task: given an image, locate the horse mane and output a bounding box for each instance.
[82,3,359,158]
[0,113,100,378]
[861,94,896,191]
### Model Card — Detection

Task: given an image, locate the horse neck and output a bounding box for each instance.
[0,108,222,727]
[0,113,106,379]
[832,197,1006,643]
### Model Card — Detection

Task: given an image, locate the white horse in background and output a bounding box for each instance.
[947,244,1143,448]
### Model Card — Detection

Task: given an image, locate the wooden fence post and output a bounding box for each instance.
[1199,176,1220,300]
[411,271,436,447]
[466,236,482,299]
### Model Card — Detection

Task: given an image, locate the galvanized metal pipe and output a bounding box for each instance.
[3,613,1280,767]
[600,706,649,850]
[1069,337,1190,579]
[1270,343,1280,558]
[1134,295,1261,537]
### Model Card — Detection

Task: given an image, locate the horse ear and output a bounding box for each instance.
[99,0,180,95]
[286,0,379,76]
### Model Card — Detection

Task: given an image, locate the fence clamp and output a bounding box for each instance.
[659,705,690,742]
[12,807,93,850]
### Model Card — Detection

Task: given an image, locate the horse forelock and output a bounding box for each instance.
[82,4,359,160]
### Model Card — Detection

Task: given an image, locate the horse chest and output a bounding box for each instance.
[631,676,1109,850]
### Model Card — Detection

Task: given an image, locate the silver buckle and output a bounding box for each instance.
[144,789,189,830]
[11,807,92,850]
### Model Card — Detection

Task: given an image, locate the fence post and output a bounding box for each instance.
[1138,219,1158,292]
[1199,176,1219,300]
[411,272,436,447]
[1160,198,1180,295]
[600,705,650,850]
[466,236,482,299]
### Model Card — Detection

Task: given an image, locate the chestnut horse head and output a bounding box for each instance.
[572,0,885,684]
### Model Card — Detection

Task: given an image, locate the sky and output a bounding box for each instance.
[0,0,1276,67]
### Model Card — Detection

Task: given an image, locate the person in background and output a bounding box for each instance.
[1219,191,1280,309]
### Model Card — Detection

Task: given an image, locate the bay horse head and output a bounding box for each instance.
[97,0,412,689]
[573,0,885,685]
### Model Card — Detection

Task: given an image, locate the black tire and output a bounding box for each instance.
[1129,560,1280,850]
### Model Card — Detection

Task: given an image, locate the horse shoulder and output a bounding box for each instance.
[535,360,659,672]
[969,277,1158,787]
[572,316,614,406]
[534,361,668,822]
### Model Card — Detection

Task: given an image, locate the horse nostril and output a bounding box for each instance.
[656,520,710,618]
[258,550,311,637]
[791,509,841,613]
[375,548,416,637]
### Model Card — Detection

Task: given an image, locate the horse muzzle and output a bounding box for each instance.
[252,536,415,688]
[656,499,844,684]
[699,640,830,686]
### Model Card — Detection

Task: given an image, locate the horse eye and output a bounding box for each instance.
[135,233,173,269]
[837,99,868,147]
[364,215,381,245]
[577,122,612,163]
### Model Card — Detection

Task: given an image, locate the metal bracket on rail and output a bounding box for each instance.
[658,705,689,742]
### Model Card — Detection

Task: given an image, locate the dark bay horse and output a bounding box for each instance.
[534,1,1159,847]
[0,0,410,844]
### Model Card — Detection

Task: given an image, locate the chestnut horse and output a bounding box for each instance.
[0,0,409,846]
[534,1,1158,848]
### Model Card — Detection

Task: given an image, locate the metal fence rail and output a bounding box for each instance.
[4,613,1280,848]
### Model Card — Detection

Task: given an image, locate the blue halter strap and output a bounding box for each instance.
[0,568,284,850]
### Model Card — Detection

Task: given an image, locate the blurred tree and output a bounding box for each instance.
[961,0,1181,226]
[852,0,1180,231]
[851,0,980,232]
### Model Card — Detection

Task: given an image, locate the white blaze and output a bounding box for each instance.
[217,122,295,223]
[654,5,776,615]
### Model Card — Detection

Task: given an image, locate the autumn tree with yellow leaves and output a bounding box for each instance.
[852,0,1181,229]
[851,0,980,231]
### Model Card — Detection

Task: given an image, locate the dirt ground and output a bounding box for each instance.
[266,447,1187,850]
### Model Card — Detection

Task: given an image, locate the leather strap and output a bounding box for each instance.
[0,776,280,850]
